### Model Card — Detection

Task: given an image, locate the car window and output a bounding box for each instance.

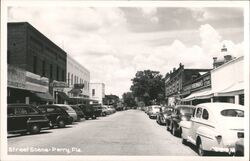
[180,107,193,115]
[196,108,202,118]
[221,109,244,117]
[26,107,39,114]
[192,108,196,117]
[38,107,46,113]
[47,107,56,113]
[202,109,209,120]
[60,106,68,111]
[15,107,28,115]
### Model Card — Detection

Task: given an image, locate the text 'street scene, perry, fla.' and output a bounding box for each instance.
[6,6,246,157]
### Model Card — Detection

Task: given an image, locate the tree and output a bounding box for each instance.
[122,92,136,107]
[130,70,165,106]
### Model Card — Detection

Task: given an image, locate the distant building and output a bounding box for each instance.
[89,83,105,104]
[7,22,67,104]
[103,94,119,107]
[165,63,211,106]
[64,55,90,104]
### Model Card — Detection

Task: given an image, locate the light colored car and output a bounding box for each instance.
[148,105,161,119]
[180,103,244,156]
[54,104,78,122]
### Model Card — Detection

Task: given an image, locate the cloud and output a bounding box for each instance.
[7,7,244,97]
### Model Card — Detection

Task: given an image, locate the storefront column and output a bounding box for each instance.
[235,95,239,104]
[25,97,30,104]
[211,98,213,103]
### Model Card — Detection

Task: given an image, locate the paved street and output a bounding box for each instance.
[8,110,197,156]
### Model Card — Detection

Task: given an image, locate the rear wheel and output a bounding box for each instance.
[29,124,41,134]
[58,120,65,128]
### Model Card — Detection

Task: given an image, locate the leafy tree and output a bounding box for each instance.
[130,70,165,106]
[122,92,136,107]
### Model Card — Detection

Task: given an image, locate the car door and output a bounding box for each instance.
[47,106,59,124]
[190,107,202,143]
[13,106,29,131]
[7,107,15,131]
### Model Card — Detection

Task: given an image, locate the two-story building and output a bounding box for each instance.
[7,22,67,105]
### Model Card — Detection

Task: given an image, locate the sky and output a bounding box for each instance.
[8,7,244,97]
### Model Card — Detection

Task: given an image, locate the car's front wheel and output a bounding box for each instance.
[29,124,41,134]
[197,140,207,156]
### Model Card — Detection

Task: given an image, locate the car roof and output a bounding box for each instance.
[197,103,244,111]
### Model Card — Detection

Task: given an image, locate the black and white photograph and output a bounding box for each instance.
[1,0,249,161]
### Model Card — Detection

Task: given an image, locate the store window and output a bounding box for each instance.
[33,56,37,74]
[92,89,95,96]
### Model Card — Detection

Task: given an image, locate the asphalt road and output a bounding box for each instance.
[8,110,197,156]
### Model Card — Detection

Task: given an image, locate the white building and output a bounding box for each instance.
[89,83,105,104]
[65,55,90,98]
[211,56,244,105]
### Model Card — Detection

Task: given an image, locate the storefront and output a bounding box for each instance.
[182,56,244,105]
[8,65,54,104]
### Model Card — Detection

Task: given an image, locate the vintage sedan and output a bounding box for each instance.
[180,103,244,156]
[148,105,161,119]
[167,105,195,136]
[8,104,50,134]
[156,106,173,125]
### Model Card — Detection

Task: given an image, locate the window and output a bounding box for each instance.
[26,107,39,114]
[92,89,95,96]
[47,107,56,113]
[202,109,209,120]
[42,60,46,76]
[33,56,37,74]
[56,65,59,80]
[50,64,53,79]
[7,50,10,64]
[196,108,202,118]
[71,74,73,85]
[192,108,196,117]
[221,109,244,117]
[68,72,70,86]
[15,107,28,115]
[62,69,65,81]
[8,108,14,115]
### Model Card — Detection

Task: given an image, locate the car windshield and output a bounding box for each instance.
[179,107,193,115]
[221,109,244,117]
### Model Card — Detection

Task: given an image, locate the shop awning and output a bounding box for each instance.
[182,89,213,101]
[216,81,244,96]
[57,91,70,101]
[32,91,54,102]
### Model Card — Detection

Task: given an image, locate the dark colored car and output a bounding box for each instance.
[8,104,50,134]
[70,105,84,121]
[37,105,73,128]
[156,106,173,125]
[78,104,101,120]
[167,105,195,137]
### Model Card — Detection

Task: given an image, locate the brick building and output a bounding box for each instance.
[165,63,211,106]
[7,22,67,104]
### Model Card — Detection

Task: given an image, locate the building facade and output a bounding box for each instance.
[165,63,211,106]
[89,83,105,104]
[182,46,244,105]
[7,22,67,104]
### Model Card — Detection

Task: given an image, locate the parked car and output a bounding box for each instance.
[156,106,173,125]
[37,105,73,128]
[167,105,195,137]
[235,138,244,156]
[78,104,100,120]
[180,103,244,156]
[101,105,110,116]
[148,105,161,119]
[54,104,78,122]
[70,105,84,121]
[8,104,50,134]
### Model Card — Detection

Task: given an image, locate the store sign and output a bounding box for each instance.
[183,74,211,92]
[51,81,69,88]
